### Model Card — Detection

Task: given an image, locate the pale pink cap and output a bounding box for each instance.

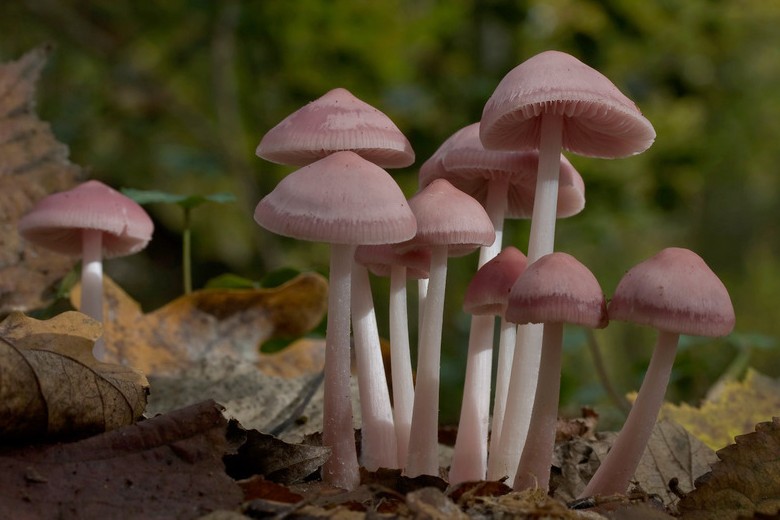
[608,247,735,337]
[18,180,154,258]
[254,151,417,245]
[464,246,527,316]
[398,178,495,257]
[256,87,415,168]
[354,244,431,280]
[480,50,656,158]
[505,252,608,328]
[420,123,585,218]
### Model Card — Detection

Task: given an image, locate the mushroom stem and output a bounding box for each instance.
[448,313,494,483]
[389,263,414,467]
[513,322,564,491]
[81,228,106,360]
[579,330,680,498]
[321,243,361,490]
[488,316,516,459]
[351,262,398,471]
[449,178,509,484]
[487,322,542,481]
[526,112,563,263]
[405,244,448,477]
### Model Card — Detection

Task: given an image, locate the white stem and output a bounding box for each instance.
[351,262,398,471]
[487,323,542,481]
[579,331,680,498]
[417,277,428,344]
[405,245,448,477]
[81,229,106,360]
[389,264,414,467]
[526,112,563,263]
[478,177,509,267]
[321,244,360,490]
[514,322,563,491]
[449,313,494,484]
[488,317,516,459]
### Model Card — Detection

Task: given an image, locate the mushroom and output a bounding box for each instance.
[354,244,431,467]
[254,151,416,490]
[579,247,735,498]
[504,252,608,491]
[400,179,495,477]
[449,246,527,485]
[256,87,415,168]
[17,180,154,360]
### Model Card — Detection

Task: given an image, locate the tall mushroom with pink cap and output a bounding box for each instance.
[449,246,527,485]
[505,252,608,491]
[580,247,734,498]
[17,180,154,361]
[256,87,415,168]
[254,150,416,490]
[399,178,495,478]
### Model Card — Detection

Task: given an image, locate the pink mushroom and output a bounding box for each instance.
[400,179,495,478]
[256,87,415,168]
[449,246,527,485]
[505,252,607,491]
[580,247,735,498]
[254,151,416,490]
[17,180,154,360]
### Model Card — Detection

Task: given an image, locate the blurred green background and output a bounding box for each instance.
[3,0,779,429]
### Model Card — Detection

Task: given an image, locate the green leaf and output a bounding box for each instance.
[121,188,235,210]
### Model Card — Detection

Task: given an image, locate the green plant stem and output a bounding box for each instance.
[183,207,192,294]
[587,329,631,415]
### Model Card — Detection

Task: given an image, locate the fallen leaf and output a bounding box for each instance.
[0,311,148,442]
[554,420,717,508]
[225,428,331,484]
[70,272,328,374]
[0,45,83,314]
[678,417,780,520]
[0,400,243,518]
[659,369,780,451]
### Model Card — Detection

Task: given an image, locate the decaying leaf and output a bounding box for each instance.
[678,417,780,520]
[0,311,148,442]
[0,400,243,518]
[554,420,717,508]
[0,46,83,315]
[659,369,780,451]
[70,273,328,374]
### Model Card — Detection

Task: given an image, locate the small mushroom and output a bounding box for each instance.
[504,252,607,491]
[579,247,734,498]
[17,180,154,360]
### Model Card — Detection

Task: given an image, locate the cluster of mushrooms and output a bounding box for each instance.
[253,50,736,494]
[15,50,736,498]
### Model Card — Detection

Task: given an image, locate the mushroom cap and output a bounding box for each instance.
[398,178,495,257]
[254,151,417,245]
[354,244,431,280]
[608,247,735,337]
[464,246,527,316]
[17,180,154,258]
[505,252,608,328]
[256,87,415,168]
[420,123,585,219]
[480,50,656,158]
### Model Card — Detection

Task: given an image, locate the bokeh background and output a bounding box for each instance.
[3,0,779,428]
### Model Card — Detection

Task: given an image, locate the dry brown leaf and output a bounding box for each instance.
[0,45,83,315]
[677,417,780,520]
[659,369,780,451]
[0,311,148,442]
[70,273,328,374]
[0,400,243,518]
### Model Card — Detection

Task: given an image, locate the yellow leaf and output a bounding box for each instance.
[659,369,780,450]
[70,273,328,375]
[0,311,148,442]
